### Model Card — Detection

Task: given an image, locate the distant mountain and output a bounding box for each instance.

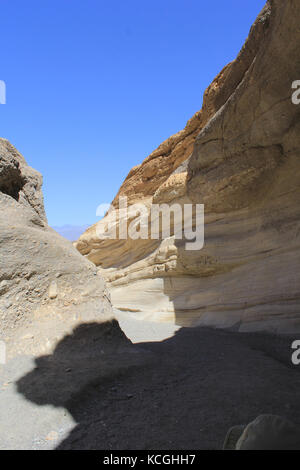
[52,224,91,241]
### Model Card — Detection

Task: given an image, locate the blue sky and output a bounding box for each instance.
[0,0,266,227]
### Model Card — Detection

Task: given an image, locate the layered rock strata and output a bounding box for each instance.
[77,0,300,333]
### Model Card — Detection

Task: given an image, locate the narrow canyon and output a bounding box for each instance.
[0,0,300,450]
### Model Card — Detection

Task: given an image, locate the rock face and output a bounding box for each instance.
[0,139,113,358]
[77,0,300,334]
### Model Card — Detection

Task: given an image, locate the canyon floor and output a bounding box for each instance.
[1,316,300,450]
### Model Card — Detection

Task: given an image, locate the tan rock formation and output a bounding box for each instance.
[0,138,113,358]
[77,0,300,334]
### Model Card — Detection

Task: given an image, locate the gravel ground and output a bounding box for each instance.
[1,319,300,450]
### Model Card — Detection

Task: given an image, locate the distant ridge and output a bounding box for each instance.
[52,224,91,241]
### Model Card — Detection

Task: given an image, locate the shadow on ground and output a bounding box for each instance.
[17,320,300,450]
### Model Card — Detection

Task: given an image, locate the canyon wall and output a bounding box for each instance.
[0,138,113,358]
[77,0,300,334]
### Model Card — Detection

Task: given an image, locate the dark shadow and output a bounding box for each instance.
[16,320,300,450]
[0,166,25,200]
[16,320,153,408]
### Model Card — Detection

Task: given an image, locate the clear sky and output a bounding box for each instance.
[0,0,266,227]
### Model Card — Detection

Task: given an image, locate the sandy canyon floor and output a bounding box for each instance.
[1,315,300,450]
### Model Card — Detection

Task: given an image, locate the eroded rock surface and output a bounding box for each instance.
[77,0,300,334]
[0,138,114,358]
